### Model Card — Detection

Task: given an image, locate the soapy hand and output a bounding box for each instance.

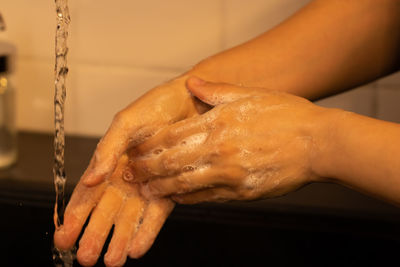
[54,154,174,267]
[81,75,208,187]
[128,78,336,203]
[54,75,210,266]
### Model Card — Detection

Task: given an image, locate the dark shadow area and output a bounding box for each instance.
[0,132,399,266]
[1,202,400,267]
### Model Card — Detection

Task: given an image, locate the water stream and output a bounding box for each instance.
[52,0,76,266]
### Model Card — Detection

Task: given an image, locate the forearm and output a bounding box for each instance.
[315,111,400,205]
[188,0,400,100]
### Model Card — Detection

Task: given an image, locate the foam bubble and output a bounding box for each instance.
[180,132,208,148]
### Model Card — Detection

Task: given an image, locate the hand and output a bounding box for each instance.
[81,75,208,187]
[54,75,209,266]
[54,154,174,267]
[128,78,337,203]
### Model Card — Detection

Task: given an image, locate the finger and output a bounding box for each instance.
[131,114,212,158]
[82,75,203,187]
[77,186,124,267]
[186,76,267,106]
[104,194,146,267]
[55,154,130,251]
[81,120,130,186]
[54,181,107,251]
[172,187,237,204]
[128,198,175,259]
[82,113,158,187]
[128,141,209,182]
[139,167,235,199]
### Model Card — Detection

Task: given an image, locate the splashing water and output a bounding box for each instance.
[52,0,76,266]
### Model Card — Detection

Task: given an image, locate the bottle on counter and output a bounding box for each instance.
[0,12,17,169]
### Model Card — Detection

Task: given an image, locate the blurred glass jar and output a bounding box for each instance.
[0,40,17,169]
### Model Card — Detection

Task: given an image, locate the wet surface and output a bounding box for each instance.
[0,131,400,266]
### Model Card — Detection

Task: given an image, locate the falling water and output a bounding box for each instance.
[52,0,76,266]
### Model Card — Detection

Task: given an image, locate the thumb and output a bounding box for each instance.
[186,76,264,106]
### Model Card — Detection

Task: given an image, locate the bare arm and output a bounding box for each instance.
[189,0,400,99]
[315,111,400,206]
[56,1,400,263]
[130,79,400,207]
[83,0,400,187]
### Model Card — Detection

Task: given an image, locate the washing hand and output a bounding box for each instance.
[127,77,340,203]
[54,154,174,266]
[53,75,210,266]
[81,75,207,187]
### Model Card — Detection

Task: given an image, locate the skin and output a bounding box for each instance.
[130,79,329,202]
[82,0,400,187]
[54,77,205,266]
[131,78,400,206]
[54,154,174,266]
[54,0,400,265]
[191,0,400,99]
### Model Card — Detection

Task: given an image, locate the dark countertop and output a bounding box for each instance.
[1,132,400,266]
[1,131,400,223]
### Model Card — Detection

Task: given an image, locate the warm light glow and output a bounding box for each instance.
[0,77,7,94]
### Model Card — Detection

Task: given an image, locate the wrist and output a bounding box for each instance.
[309,106,350,183]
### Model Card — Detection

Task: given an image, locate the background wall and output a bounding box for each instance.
[2,0,400,137]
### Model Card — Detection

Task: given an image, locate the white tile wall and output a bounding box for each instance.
[2,1,54,60]
[13,57,180,136]
[376,71,400,88]
[1,0,399,137]
[315,85,377,117]
[223,0,310,49]
[376,88,400,123]
[65,63,180,136]
[375,71,400,123]
[13,58,54,132]
[72,0,223,70]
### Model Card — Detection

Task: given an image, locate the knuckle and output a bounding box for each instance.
[134,159,150,176]
[212,143,237,158]
[214,117,227,130]
[112,110,129,128]
[131,158,159,180]
[167,128,180,143]
[161,154,179,175]
[176,176,191,193]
